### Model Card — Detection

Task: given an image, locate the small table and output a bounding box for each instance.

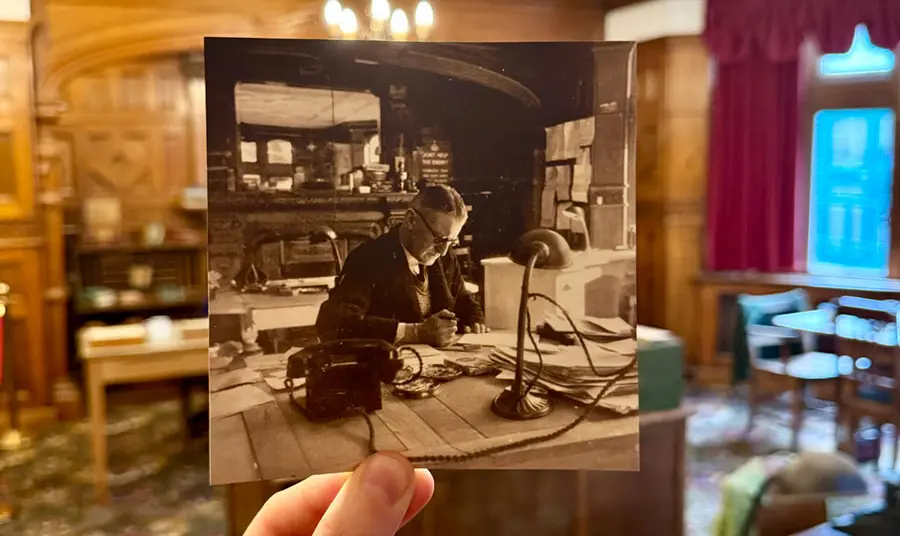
[209,345,643,485]
[78,319,210,502]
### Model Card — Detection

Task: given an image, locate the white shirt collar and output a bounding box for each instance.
[401,245,422,275]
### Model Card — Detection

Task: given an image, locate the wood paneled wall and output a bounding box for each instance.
[54,57,204,231]
[18,0,605,414]
[635,36,710,365]
[0,20,65,413]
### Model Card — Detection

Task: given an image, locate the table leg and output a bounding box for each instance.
[86,364,108,503]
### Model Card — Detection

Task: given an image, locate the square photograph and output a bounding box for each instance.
[205,37,638,485]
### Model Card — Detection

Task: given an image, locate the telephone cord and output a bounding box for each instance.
[360,293,638,463]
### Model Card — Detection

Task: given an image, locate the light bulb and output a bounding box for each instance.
[414,1,434,28]
[389,8,409,38]
[371,0,391,22]
[339,7,358,36]
[323,0,343,26]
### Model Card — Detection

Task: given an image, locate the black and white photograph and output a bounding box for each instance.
[205,36,639,485]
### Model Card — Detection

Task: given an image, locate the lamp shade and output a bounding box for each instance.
[561,204,585,221]
[310,226,339,244]
[509,229,574,270]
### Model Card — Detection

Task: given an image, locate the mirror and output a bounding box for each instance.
[234,83,381,192]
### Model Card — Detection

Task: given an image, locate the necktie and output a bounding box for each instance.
[416,265,426,283]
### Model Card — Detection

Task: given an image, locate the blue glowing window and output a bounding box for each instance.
[819,24,895,77]
[807,108,895,278]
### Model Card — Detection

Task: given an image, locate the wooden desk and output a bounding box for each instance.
[77,319,209,502]
[224,407,689,536]
[696,272,900,385]
[482,249,635,330]
[209,290,327,331]
[210,347,641,485]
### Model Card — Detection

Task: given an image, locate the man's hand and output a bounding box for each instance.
[462,323,490,334]
[244,452,434,536]
[416,309,458,347]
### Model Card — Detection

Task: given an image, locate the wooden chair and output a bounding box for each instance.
[736,289,840,451]
[833,304,900,467]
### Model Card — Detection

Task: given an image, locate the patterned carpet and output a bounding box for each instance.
[0,388,886,536]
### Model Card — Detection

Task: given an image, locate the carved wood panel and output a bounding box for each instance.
[0,21,35,222]
[56,57,197,230]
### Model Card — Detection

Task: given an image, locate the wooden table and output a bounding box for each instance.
[695,272,900,385]
[77,319,209,502]
[209,346,641,485]
[223,406,689,536]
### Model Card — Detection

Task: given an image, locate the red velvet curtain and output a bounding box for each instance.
[703,0,900,272]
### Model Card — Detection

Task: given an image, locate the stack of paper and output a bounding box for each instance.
[488,340,638,415]
[541,312,635,344]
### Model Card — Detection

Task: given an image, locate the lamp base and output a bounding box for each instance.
[491,386,553,420]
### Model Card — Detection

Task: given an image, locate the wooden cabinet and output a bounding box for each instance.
[0,20,59,411]
[635,36,711,367]
[0,21,34,222]
[481,250,636,330]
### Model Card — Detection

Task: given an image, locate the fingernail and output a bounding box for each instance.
[360,453,412,506]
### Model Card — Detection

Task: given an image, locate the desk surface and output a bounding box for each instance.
[209,347,651,486]
[209,291,326,315]
[481,248,635,271]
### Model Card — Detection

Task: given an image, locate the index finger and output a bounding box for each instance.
[244,473,351,536]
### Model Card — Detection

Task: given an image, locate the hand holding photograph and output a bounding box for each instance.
[206,37,638,486]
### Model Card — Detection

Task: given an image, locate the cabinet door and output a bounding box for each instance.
[0,248,47,407]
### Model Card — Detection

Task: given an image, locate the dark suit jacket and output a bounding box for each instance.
[315,226,484,342]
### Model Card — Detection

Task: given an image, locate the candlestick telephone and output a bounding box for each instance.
[285,338,423,422]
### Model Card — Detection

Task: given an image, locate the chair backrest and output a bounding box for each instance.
[737,288,815,350]
[730,289,812,382]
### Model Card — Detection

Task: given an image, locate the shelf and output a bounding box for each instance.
[76,242,206,255]
[75,288,207,316]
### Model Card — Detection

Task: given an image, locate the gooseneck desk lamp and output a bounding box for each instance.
[560,203,591,252]
[491,228,574,420]
[310,225,343,274]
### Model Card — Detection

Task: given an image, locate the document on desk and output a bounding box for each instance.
[210,368,261,393]
[245,352,288,372]
[457,331,561,354]
[400,344,447,366]
[209,384,274,420]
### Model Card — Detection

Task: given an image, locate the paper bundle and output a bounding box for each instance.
[488,339,638,415]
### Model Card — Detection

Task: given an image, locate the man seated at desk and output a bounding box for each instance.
[316,185,487,347]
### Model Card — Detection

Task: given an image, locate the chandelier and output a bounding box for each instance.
[323,0,435,41]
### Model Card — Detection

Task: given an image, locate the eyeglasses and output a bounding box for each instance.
[412,208,460,248]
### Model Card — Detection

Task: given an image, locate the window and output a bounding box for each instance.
[819,25,895,77]
[803,24,897,278]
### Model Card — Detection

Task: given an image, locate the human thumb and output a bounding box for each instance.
[312,452,416,536]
